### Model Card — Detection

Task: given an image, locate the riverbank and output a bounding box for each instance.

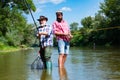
[0,45,33,53]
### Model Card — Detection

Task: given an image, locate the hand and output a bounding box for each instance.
[64,33,69,36]
[68,33,73,39]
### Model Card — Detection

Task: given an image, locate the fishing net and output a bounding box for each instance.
[31,52,44,69]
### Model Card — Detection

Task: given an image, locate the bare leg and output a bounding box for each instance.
[58,67,68,80]
[58,54,64,68]
[63,54,67,65]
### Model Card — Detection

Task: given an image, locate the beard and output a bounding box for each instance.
[57,18,62,22]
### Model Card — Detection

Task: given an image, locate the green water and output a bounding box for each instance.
[0,47,120,80]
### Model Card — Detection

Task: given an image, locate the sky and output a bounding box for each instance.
[25,0,104,27]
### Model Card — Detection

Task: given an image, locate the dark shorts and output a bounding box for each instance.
[40,46,53,62]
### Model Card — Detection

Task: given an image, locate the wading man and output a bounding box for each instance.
[37,16,53,69]
[52,11,73,68]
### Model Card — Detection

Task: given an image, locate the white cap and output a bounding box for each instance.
[56,10,63,14]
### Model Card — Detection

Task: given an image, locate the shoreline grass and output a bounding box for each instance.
[0,45,33,53]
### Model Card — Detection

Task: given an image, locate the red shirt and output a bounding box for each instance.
[52,20,71,41]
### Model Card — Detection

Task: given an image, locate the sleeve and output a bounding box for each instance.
[36,27,41,37]
[47,25,52,36]
[52,22,58,34]
[66,21,70,33]
[38,27,42,32]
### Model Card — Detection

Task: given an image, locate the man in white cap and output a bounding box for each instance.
[52,11,73,68]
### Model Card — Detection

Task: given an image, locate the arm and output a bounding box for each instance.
[39,32,48,36]
[68,32,73,38]
[54,32,68,36]
[38,26,49,36]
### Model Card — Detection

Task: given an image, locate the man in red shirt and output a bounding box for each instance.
[53,11,73,68]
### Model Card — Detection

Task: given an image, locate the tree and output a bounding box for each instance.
[70,22,79,31]
[81,16,93,29]
[100,0,120,45]
[100,0,120,26]
[0,0,36,13]
[0,0,36,47]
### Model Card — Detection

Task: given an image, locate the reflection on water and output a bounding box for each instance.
[59,67,68,80]
[40,69,52,80]
[0,47,120,80]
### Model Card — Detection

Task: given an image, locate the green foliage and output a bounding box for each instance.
[70,22,79,31]
[0,0,36,13]
[100,0,120,26]
[20,24,35,46]
[0,0,36,49]
[70,0,120,46]
[81,16,93,29]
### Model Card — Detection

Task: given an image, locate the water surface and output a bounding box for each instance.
[0,47,120,80]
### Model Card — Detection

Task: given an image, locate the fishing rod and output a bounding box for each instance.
[23,0,44,69]
[23,0,38,30]
[23,0,40,45]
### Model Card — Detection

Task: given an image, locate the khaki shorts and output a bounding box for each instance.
[58,39,70,54]
[45,46,52,59]
[40,46,53,61]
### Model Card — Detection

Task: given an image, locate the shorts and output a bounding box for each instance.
[57,39,70,54]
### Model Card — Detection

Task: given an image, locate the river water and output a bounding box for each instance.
[0,47,120,80]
